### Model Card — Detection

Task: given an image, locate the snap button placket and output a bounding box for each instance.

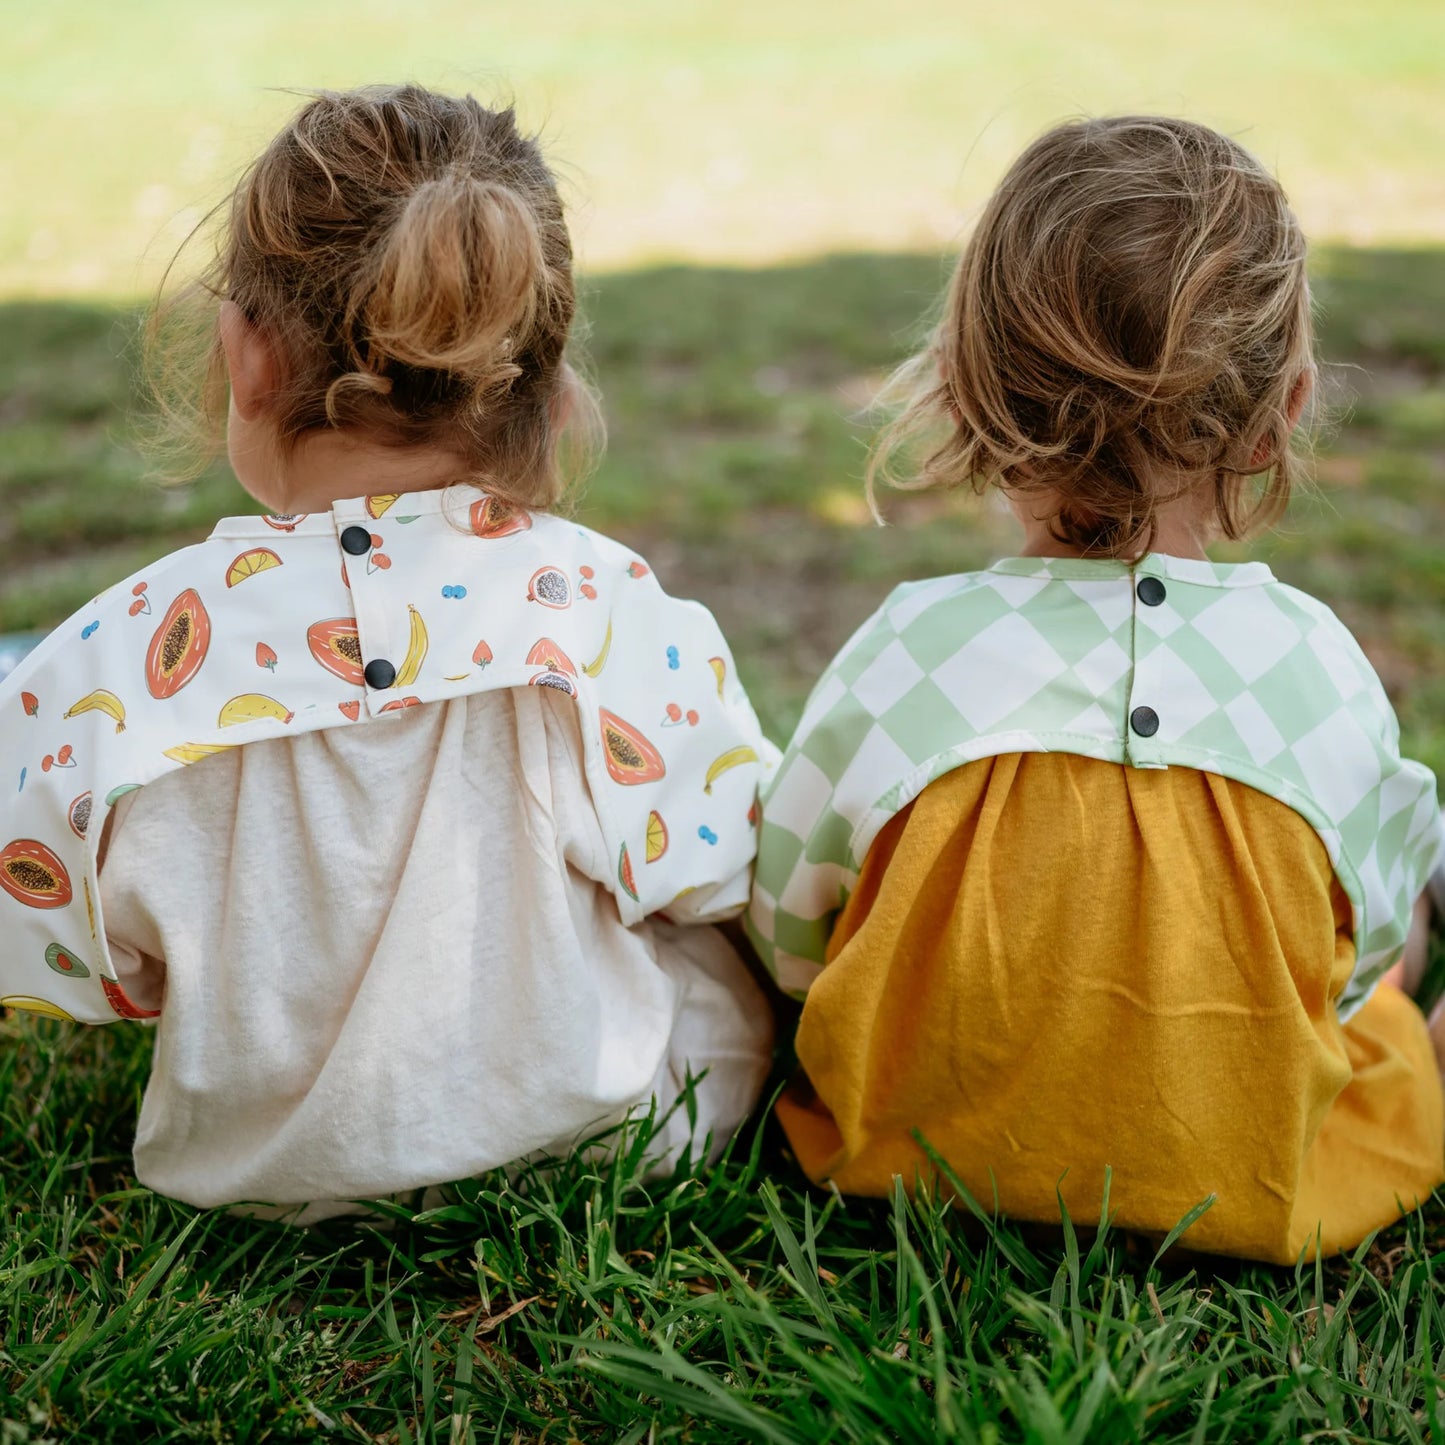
[1130,705,1160,738]
[364,658,397,690]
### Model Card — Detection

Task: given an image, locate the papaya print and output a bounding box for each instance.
[396,605,429,687]
[64,689,127,733]
[162,742,234,766]
[306,618,365,686]
[45,941,91,979]
[0,488,776,1019]
[527,567,571,609]
[101,975,160,1020]
[617,842,640,903]
[146,589,212,700]
[0,839,73,909]
[469,495,532,538]
[0,996,76,1022]
[218,694,293,728]
[226,548,283,587]
[525,639,578,677]
[645,811,669,864]
[67,792,92,840]
[600,710,666,785]
[708,657,727,699]
[704,746,759,795]
[583,623,612,678]
[263,514,306,531]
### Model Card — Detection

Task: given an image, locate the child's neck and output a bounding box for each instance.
[235,426,471,517]
[1014,488,1215,562]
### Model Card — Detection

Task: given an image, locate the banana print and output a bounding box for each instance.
[64,689,127,733]
[396,604,429,687]
[218,694,294,727]
[583,620,614,678]
[0,486,775,1022]
[704,746,760,795]
[163,742,236,766]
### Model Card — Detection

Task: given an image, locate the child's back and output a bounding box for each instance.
[749,117,1445,1263]
[0,86,774,1217]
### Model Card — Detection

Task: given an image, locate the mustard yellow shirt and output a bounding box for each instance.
[778,753,1443,1263]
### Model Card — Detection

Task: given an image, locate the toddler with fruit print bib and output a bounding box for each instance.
[0,85,775,1219]
[749,117,1445,1264]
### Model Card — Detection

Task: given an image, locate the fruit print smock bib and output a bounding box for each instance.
[748,554,1445,1010]
[0,486,776,1024]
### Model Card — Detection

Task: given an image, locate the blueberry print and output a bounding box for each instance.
[441,585,468,600]
[698,826,718,845]
[666,646,680,670]
[81,621,99,640]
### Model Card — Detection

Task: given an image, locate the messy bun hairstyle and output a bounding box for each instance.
[869,116,1314,555]
[148,84,601,507]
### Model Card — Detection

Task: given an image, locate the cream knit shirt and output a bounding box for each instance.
[100,686,773,1217]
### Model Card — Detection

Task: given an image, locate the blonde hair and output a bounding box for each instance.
[869,116,1314,555]
[147,84,602,507]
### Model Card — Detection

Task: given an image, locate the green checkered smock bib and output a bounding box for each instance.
[748,554,1445,1013]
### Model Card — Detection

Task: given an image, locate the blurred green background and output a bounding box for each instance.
[3,0,1444,768]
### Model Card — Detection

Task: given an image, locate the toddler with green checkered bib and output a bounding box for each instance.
[746,117,1445,1264]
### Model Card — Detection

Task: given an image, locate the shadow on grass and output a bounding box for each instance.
[2,246,1443,751]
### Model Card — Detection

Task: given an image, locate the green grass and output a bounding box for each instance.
[4,0,1445,295]
[4,247,1445,766]
[3,247,1445,1439]
[7,998,1445,1444]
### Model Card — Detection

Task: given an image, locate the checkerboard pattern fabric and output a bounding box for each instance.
[747,554,1445,1014]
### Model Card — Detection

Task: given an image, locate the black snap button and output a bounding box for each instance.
[1137,576,1167,607]
[340,525,373,556]
[364,658,396,690]
[1130,705,1160,738]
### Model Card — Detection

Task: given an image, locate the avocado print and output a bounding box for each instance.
[45,941,91,979]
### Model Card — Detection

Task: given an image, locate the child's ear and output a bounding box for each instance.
[1251,369,1314,468]
[1286,368,1313,430]
[219,301,281,422]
